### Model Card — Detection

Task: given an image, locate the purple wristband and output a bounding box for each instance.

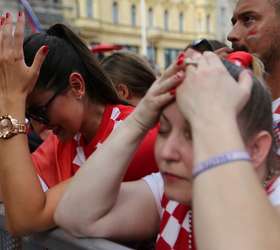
[193,151,251,178]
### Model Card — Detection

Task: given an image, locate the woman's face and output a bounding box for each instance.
[155,103,193,205]
[27,88,84,141]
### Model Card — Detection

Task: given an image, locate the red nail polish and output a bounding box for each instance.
[42,45,49,54]
[5,12,10,19]
[18,11,22,17]
[177,52,185,60]
[177,58,184,66]
[0,18,3,26]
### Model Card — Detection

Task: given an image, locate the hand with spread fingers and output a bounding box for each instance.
[0,12,48,108]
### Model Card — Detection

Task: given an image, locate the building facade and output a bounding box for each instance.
[63,0,217,70]
[0,0,65,34]
[216,0,238,43]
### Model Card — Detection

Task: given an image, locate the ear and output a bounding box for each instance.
[68,72,86,99]
[116,83,130,100]
[246,131,272,171]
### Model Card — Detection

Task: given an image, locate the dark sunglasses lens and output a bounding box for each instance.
[26,109,49,125]
[191,39,213,52]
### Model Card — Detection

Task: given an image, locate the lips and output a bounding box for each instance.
[162,172,185,182]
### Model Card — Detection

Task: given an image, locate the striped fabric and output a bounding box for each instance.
[18,0,42,32]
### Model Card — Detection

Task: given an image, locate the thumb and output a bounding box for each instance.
[237,70,253,111]
[31,45,49,76]
[239,70,253,94]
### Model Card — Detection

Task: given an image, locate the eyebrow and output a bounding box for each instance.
[238,11,258,20]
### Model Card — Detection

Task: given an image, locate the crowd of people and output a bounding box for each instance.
[0,0,280,249]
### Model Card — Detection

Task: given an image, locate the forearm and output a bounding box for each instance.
[192,119,280,250]
[55,115,148,233]
[0,104,51,235]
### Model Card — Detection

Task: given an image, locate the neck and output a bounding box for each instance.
[265,60,280,100]
[80,100,106,144]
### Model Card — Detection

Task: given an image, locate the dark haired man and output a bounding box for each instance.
[228,0,280,99]
[228,0,280,156]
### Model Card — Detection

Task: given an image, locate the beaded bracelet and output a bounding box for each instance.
[193,151,251,178]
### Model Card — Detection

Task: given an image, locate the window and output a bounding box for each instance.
[220,7,226,41]
[148,7,153,28]
[147,45,156,64]
[164,10,169,31]
[131,4,136,27]
[179,12,184,32]
[86,0,93,18]
[112,1,119,24]
[206,14,211,33]
[164,48,180,68]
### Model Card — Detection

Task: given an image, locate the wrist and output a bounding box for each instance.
[193,151,251,178]
[0,97,26,122]
[124,114,150,140]
[126,112,152,133]
[192,115,246,162]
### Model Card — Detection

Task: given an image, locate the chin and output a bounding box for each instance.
[56,131,75,142]
[164,185,192,205]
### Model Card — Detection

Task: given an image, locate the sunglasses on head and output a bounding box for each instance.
[191,39,214,53]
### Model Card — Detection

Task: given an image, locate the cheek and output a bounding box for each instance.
[50,99,84,130]
[154,137,164,167]
[181,145,194,172]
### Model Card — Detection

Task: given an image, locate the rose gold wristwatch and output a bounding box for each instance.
[0,115,27,139]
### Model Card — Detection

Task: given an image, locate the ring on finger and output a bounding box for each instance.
[185,58,198,67]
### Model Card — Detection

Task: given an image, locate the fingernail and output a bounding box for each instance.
[42,45,49,54]
[177,52,185,60]
[5,12,10,19]
[175,71,183,80]
[177,58,184,66]
[0,18,4,26]
[18,11,22,17]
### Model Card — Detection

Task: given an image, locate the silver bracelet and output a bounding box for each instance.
[193,151,251,178]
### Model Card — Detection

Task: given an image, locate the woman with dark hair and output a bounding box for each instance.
[0,13,157,235]
[55,50,280,249]
[101,51,156,106]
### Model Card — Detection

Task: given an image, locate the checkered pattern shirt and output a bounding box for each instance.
[273,98,280,156]
[156,195,196,250]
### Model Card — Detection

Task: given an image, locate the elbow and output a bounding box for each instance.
[6,221,34,237]
[54,208,84,237]
[5,214,55,237]
[54,209,105,238]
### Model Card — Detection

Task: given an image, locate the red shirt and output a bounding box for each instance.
[32,104,158,189]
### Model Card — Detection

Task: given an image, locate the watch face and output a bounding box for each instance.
[0,117,13,138]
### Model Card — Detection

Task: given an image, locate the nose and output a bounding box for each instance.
[160,134,181,162]
[227,25,240,43]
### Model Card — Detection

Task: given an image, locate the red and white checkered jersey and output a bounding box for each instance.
[33,104,158,190]
[272,98,280,156]
[144,173,195,250]
[144,173,280,249]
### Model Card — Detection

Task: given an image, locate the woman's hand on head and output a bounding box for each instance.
[0,12,48,105]
[129,50,198,131]
[176,51,253,125]
[214,47,233,59]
